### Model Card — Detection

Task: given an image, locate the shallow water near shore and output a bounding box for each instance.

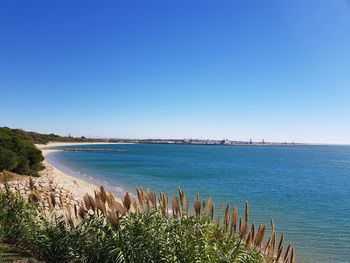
[49,144,350,262]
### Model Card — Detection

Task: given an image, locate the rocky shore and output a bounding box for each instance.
[0,170,84,212]
[0,143,123,215]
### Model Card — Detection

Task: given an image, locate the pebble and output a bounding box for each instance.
[1,174,84,214]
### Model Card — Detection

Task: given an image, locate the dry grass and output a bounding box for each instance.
[3,180,296,263]
[0,171,23,183]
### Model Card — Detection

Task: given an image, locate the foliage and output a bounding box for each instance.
[0,184,295,262]
[0,127,44,176]
[0,183,43,246]
[0,243,36,262]
[1,126,105,144]
[119,209,264,263]
[77,214,124,263]
[0,148,18,171]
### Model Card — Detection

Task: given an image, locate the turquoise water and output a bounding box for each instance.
[48,144,350,263]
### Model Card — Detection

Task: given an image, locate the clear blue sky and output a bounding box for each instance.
[1,0,350,144]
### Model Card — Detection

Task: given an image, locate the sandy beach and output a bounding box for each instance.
[33,142,125,205]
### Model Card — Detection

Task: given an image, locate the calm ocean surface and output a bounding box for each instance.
[48,144,350,263]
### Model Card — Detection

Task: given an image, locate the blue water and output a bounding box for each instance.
[48,144,350,263]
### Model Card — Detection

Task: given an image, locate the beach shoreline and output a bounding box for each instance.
[35,142,128,203]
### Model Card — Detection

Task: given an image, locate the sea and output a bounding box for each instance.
[46,144,350,263]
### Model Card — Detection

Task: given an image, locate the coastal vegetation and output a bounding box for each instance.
[0,126,105,176]
[0,127,44,176]
[0,126,106,145]
[0,182,295,262]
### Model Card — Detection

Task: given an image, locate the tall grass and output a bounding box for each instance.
[0,182,296,262]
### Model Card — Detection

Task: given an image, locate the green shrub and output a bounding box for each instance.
[0,183,42,246]
[0,148,18,171]
[0,127,44,176]
[119,210,264,263]
[0,186,294,263]
[34,218,82,263]
[77,214,124,263]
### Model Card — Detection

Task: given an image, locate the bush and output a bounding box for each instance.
[0,148,18,171]
[0,186,295,263]
[0,191,276,263]
[0,127,44,176]
[77,214,124,263]
[34,219,82,263]
[0,184,42,246]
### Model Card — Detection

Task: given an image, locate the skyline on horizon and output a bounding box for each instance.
[3,124,350,146]
[1,0,350,144]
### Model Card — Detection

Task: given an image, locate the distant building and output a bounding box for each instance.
[221,139,230,145]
